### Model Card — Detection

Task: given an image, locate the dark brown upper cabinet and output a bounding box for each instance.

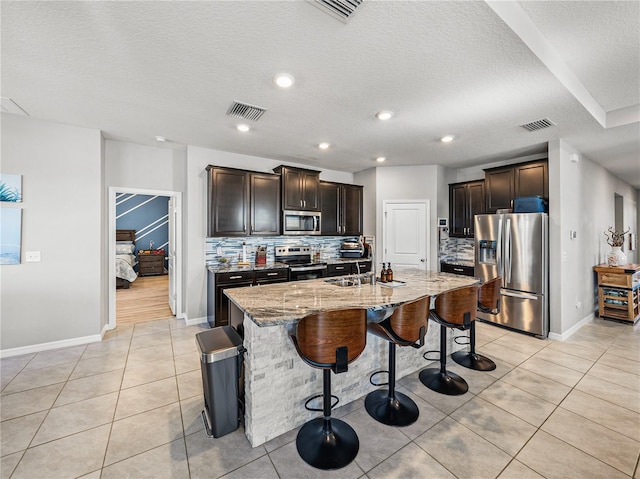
[320,181,363,236]
[449,180,485,238]
[274,165,320,211]
[207,166,280,237]
[484,159,548,213]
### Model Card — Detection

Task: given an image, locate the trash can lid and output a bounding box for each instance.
[196,326,243,363]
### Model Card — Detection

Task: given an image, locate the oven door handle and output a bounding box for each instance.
[289,264,327,273]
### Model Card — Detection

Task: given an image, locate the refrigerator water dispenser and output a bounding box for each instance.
[478,240,497,264]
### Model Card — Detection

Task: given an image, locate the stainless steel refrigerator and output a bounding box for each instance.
[474,213,548,338]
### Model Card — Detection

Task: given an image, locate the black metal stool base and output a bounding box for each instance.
[296,417,359,470]
[365,389,419,427]
[419,368,469,396]
[451,351,496,371]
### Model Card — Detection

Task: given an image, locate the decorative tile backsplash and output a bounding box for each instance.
[205,236,358,266]
[439,231,475,263]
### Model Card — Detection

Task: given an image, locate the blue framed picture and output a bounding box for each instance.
[0,208,22,265]
[0,174,22,202]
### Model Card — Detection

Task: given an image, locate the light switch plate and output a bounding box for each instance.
[25,251,41,262]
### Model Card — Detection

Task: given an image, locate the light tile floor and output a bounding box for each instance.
[1,317,638,478]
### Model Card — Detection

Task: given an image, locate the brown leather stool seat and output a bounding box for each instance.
[452,277,500,371]
[289,308,367,470]
[419,285,478,395]
[365,296,430,426]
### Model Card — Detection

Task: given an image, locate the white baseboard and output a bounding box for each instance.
[548,313,594,342]
[184,315,208,326]
[0,332,104,359]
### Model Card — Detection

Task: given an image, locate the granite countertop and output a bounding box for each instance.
[225,268,479,327]
[325,257,372,265]
[207,262,289,273]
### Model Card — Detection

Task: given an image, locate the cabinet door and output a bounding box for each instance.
[342,184,363,235]
[466,181,485,237]
[515,161,548,199]
[320,182,341,235]
[485,167,514,213]
[449,184,467,237]
[301,171,320,211]
[281,168,303,210]
[208,168,249,237]
[250,173,280,235]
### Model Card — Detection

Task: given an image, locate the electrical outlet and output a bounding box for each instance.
[216,247,222,255]
[25,251,41,262]
[561,252,568,262]
[575,299,582,309]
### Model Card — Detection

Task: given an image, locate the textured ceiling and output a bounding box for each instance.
[2,1,639,187]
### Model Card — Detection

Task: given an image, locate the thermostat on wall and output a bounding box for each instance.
[438,218,448,228]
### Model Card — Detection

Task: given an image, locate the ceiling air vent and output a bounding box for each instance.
[520,118,555,132]
[309,0,363,22]
[226,101,267,122]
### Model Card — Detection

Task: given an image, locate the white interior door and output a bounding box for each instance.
[168,197,177,315]
[383,201,429,270]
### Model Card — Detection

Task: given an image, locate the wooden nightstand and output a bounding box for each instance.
[138,250,166,276]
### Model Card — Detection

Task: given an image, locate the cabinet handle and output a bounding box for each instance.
[267,272,278,276]
[300,199,303,207]
[336,266,345,270]
[229,275,242,280]
[303,200,306,207]
[251,225,254,233]
[454,268,464,272]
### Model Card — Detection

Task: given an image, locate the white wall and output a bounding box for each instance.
[548,140,638,337]
[1,114,103,351]
[358,166,441,270]
[185,145,355,322]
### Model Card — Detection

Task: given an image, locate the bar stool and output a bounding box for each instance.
[419,285,478,395]
[365,295,430,426]
[289,308,367,470]
[452,277,500,371]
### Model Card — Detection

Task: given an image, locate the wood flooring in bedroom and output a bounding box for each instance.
[116,275,174,324]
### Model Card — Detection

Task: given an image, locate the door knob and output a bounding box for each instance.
[420,258,426,262]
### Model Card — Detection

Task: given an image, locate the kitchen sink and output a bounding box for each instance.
[325,274,371,287]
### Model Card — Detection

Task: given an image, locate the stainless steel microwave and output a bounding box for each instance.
[283,210,321,235]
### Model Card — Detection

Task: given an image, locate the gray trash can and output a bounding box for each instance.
[196,326,245,438]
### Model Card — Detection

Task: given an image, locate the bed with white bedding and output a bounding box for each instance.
[116,230,137,289]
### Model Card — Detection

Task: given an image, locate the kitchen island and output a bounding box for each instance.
[225,268,478,447]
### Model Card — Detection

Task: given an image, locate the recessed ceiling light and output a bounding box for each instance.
[376,157,386,163]
[318,142,330,150]
[440,135,455,143]
[274,73,295,89]
[237,124,250,132]
[375,111,394,120]
[154,136,166,142]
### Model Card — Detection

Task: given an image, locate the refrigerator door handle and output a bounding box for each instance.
[497,217,503,281]
[501,290,539,301]
[505,218,512,283]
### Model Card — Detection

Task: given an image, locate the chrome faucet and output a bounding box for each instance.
[369,242,376,285]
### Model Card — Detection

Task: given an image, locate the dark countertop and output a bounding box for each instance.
[207,262,289,273]
[207,257,372,273]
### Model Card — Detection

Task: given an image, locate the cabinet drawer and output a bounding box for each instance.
[441,263,475,277]
[255,269,288,282]
[599,272,632,288]
[327,264,350,276]
[353,261,371,273]
[216,271,255,284]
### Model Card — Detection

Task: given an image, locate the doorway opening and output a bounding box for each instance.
[108,187,183,330]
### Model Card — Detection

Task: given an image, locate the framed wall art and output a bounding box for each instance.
[0,174,22,202]
[0,208,22,264]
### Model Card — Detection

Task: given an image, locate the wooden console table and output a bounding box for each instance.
[593,263,640,324]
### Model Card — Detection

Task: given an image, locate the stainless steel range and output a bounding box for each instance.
[275,245,327,281]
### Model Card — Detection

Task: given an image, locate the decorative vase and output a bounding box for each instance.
[607,246,626,267]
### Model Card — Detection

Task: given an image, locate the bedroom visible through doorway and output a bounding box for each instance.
[109,187,183,330]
